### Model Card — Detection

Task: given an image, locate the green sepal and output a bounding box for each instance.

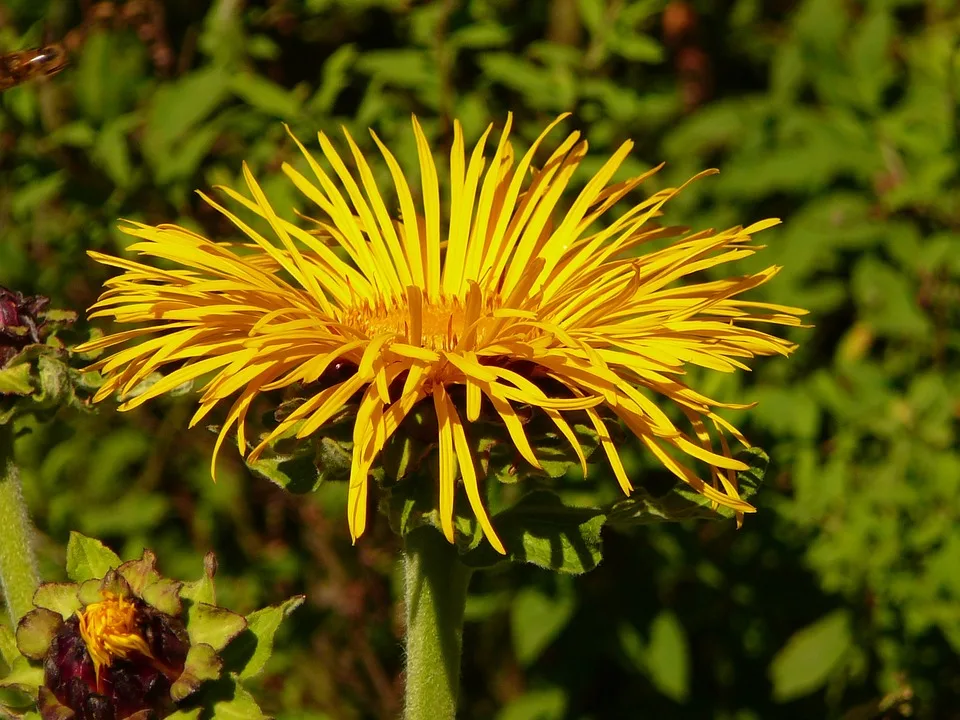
[0,365,33,397]
[460,491,606,575]
[116,550,161,595]
[95,570,135,602]
[39,310,76,325]
[170,644,223,702]
[605,448,769,527]
[14,610,62,662]
[37,687,73,720]
[0,658,44,694]
[221,595,305,680]
[31,585,81,621]
[0,688,37,716]
[165,710,203,720]
[0,345,91,427]
[245,435,351,493]
[76,579,105,607]
[372,404,436,489]
[180,553,218,606]
[202,676,267,720]
[477,409,601,485]
[117,550,184,615]
[184,604,246,652]
[166,710,202,720]
[243,400,356,493]
[380,436,440,539]
[64,533,121,583]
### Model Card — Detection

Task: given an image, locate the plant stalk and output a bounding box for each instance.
[0,423,39,625]
[402,527,473,720]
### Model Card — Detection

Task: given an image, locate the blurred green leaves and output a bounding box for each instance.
[1,0,958,717]
[769,610,853,703]
[620,611,691,703]
[510,582,576,667]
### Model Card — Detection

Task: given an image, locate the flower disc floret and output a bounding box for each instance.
[77,593,155,688]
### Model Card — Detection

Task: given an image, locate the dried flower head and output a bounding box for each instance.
[3,536,301,720]
[0,286,49,367]
[76,115,805,553]
[43,592,188,720]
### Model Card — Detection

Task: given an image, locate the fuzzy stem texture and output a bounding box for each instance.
[403,527,473,720]
[0,423,39,625]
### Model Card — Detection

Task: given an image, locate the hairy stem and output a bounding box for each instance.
[402,527,473,720]
[0,423,39,625]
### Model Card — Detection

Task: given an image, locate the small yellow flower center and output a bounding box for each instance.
[77,593,154,688]
[341,292,503,351]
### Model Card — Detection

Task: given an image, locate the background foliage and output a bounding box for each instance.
[1,0,959,718]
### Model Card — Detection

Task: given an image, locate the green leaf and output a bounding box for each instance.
[611,32,663,63]
[852,258,930,339]
[646,612,690,702]
[15,609,62,661]
[307,44,357,114]
[356,50,436,91]
[229,72,302,120]
[32,583,81,620]
[510,584,575,666]
[144,67,229,152]
[185,604,247,652]
[450,24,510,49]
[477,53,572,111]
[770,610,852,702]
[65,532,121,582]
[577,0,605,35]
[461,492,605,574]
[93,115,136,189]
[11,172,66,220]
[223,595,305,680]
[495,687,567,720]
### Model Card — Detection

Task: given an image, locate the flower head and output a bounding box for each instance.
[76,115,805,553]
[43,593,187,720]
[2,536,300,720]
[76,593,160,688]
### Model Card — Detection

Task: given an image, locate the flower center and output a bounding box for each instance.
[77,593,154,688]
[341,292,502,351]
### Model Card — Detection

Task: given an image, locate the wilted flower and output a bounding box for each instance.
[1,535,302,720]
[0,286,49,367]
[16,555,195,720]
[76,115,805,553]
[42,591,188,720]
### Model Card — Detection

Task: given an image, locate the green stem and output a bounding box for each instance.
[0,423,39,625]
[403,527,473,720]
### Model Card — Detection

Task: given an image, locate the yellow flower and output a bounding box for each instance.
[76,114,805,555]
